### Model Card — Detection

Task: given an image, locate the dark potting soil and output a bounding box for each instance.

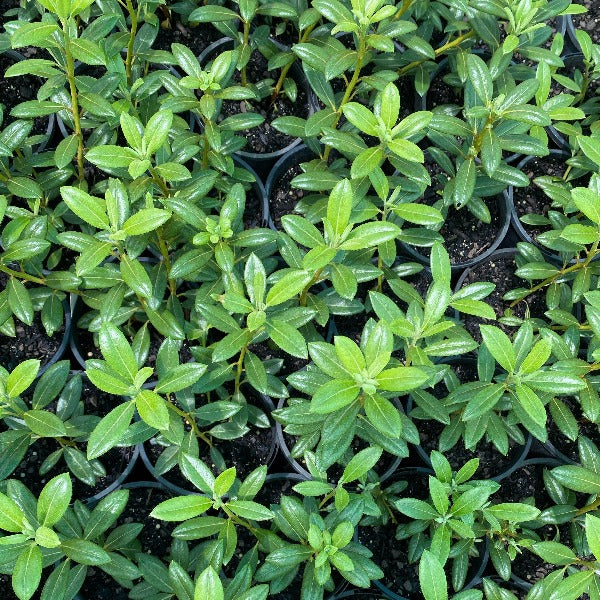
[547,396,600,461]
[268,163,304,228]
[412,195,503,265]
[572,0,600,44]
[513,155,567,240]
[220,50,310,154]
[250,339,308,377]
[0,0,20,29]
[0,573,47,600]
[493,462,553,508]
[385,269,433,313]
[458,255,546,341]
[0,54,50,137]
[78,486,175,600]
[333,311,370,345]
[419,419,523,479]
[153,21,222,57]
[10,437,134,501]
[425,74,463,109]
[243,184,266,229]
[0,314,65,372]
[76,327,192,371]
[254,475,301,507]
[146,421,275,490]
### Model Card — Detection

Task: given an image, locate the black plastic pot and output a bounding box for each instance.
[0,295,72,376]
[140,392,278,495]
[506,149,571,262]
[559,15,580,53]
[197,37,315,178]
[400,192,511,273]
[275,397,402,482]
[356,467,488,600]
[264,143,318,231]
[3,50,56,152]
[546,53,585,150]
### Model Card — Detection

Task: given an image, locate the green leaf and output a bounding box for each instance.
[364,395,403,439]
[150,496,213,521]
[342,103,378,136]
[189,5,239,21]
[7,360,40,397]
[375,366,428,392]
[419,550,447,600]
[578,135,600,168]
[265,319,308,359]
[23,410,67,437]
[480,325,515,372]
[394,203,444,226]
[99,322,138,382]
[37,473,71,527]
[11,22,58,48]
[0,492,25,532]
[551,465,600,494]
[154,363,207,393]
[265,271,312,307]
[61,186,109,229]
[515,384,546,428]
[327,179,353,236]
[453,159,477,208]
[531,541,577,565]
[395,498,439,520]
[340,446,383,484]
[85,146,138,170]
[8,279,33,325]
[572,188,600,225]
[60,539,110,565]
[54,134,78,169]
[486,503,541,522]
[13,545,42,600]
[585,514,600,560]
[120,255,152,298]
[311,379,359,414]
[122,208,171,236]
[194,565,223,600]
[142,110,173,156]
[226,500,274,521]
[136,389,169,430]
[87,402,135,459]
[467,54,492,103]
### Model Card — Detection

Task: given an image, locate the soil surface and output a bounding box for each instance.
[572,0,600,44]
[268,163,304,228]
[0,314,66,372]
[425,73,463,109]
[457,254,547,341]
[218,50,310,154]
[547,396,600,461]
[412,195,504,265]
[0,53,50,137]
[153,21,222,57]
[513,155,567,241]
[79,485,175,600]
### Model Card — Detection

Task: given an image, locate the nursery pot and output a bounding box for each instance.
[406,385,533,483]
[546,53,585,150]
[400,191,511,273]
[197,37,315,177]
[275,396,403,482]
[140,392,278,495]
[357,467,489,600]
[0,294,71,376]
[264,143,318,231]
[2,50,56,152]
[559,15,580,53]
[506,149,575,262]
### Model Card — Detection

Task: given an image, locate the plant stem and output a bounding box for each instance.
[398,30,475,77]
[509,241,600,307]
[271,24,316,101]
[167,402,213,446]
[63,21,85,182]
[0,265,46,285]
[234,344,248,393]
[394,0,413,20]
[149,167,170,196]
[125,0,139,86]
[323,36,366,162]
[155,229,177,295]
[241,21,250,87]
[299,268,324,306]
